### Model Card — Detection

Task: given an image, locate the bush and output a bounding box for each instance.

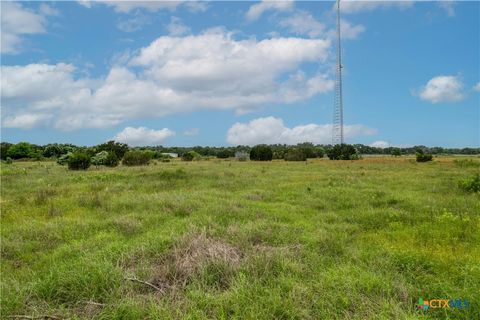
[91,151,110,166]
[416,153,433,162]
[122,151,151,166]
[68,152,91,170]
[327,144,359,160]
[217,150,233,159]
[391,148,402,157]
[4,157,13,164]
[57,152,73,165]
[314,146,325,158]
[460,174,480,193]
[1,142,12,160]
[96,140,129,159]
[142,150,156,160]
[284,148,307,161]
[250,145,273,161]
[104,152,119,167]
[182,151,201,161]
[5,142,35,159]
[296,143,316,159]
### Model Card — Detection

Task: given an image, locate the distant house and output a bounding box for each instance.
[161,153,178,158]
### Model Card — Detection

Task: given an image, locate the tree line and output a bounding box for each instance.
[1,141,478,162]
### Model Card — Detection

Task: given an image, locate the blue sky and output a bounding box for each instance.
[1,1,479,147]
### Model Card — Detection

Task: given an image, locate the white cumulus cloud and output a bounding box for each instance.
[2,114,52,130]
[78,1,204,13]
[338,1,414,14]
[113,127,175,146]
[418,75,465,104]
[370,140,390,149]
[339,19,366,40]
[167,16,190,36]
[279,11,326,38]
[0,2,56,54]
[246,0,293,21]
[226,117,377,146]
[2,30,333,130]
[473,82,480,92]
[438,1,456,17]
[279,11,364,40]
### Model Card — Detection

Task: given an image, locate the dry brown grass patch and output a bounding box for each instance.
[125,231,242,295]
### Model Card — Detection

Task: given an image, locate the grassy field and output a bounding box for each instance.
[1,157,479,319]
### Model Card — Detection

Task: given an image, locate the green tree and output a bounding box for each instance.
[6,142,34,159]
[182,151,201,161]
[284,148,307,161]
[96,140,129,159]
[391,148,401,157]
[1,142,12,160]
[104,152,119,167]
[91,151,110,166]
[327,144,359,160]
[68,152,91,170]
[250,145,273,161]
[296,143,317,159]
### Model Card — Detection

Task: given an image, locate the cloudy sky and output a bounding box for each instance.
[1,0,479,147]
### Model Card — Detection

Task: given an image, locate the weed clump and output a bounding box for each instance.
[460,174,480,193]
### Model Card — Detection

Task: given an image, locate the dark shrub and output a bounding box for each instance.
[284,148,307,161]
[391,148,402,157]
[96,140,129,159]
[460,174,480,193]
[182,151,201,161]
[43,144,74,158]
[416,153,433,162]
[4,157,13,164]
[104,152,119,167]
[122,151,151,166]
[327,144,359,160]
[1,142,12,160]
[217,149,233,159]
[296,143,316,159]
[250,145,273,161]
[68,152,91,170]
[5,142,34,159]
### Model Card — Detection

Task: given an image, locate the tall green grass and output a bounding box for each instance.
[1,158,479,319]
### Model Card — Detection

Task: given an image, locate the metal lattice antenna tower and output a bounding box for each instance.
[332,0,344,145]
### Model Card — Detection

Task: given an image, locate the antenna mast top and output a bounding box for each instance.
[332,0,344,145]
